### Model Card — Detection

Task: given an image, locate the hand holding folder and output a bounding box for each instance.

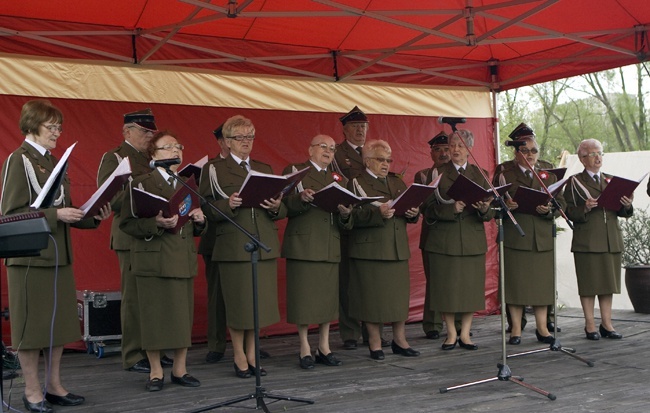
[238,167,310,208]
[310,182,382,213]
[132,178,199,234]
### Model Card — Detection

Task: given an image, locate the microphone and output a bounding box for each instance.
[438,116,467,125]
[149,158,181,169]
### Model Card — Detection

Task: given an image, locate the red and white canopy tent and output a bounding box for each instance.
[1,0,648,344]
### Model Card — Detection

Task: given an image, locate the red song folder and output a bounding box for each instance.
[238,167,310,208]
[597,172,648,211]
[132,178,199,234]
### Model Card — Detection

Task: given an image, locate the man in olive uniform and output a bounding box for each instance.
[496,122,561,333]
[332,106,388,350]
[97,109,172,372]
[414,131,460,339]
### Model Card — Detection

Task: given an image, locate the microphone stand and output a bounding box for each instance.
[160,166,314,413]
[438,123,556,400]
[505,152,594,367]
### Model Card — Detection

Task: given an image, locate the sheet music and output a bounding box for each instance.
[30,142,77,209]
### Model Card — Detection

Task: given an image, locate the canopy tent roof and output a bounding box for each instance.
[1,0,648,91]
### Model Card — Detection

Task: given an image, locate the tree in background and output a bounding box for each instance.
[498,63,649,165]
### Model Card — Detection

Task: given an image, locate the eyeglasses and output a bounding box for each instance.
[129,125,154,134]
[311,143,337,152]
[42,124,63,133]
[228,134,255,141]
[582,151,604,158]
[370,157,393,164]
[155,144,184,151]
[519,148,539,155]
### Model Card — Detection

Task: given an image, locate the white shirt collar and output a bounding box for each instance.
[24,139,48,156]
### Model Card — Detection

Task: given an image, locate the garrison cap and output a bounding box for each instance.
[212,122,224,140]
[428,131,449,147]
[508,122,535,140]
[339,106,369,125]
[123,108,157,131]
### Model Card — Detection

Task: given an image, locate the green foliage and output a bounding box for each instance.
[620,207,650,267]
[497,64,649,164]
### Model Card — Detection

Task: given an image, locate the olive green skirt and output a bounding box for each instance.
[7,265,80,349]
[574,252,621,296]
[349,259,410,323]
[219,260,280,329]
[286,260,338,325]
[428,253,486,313]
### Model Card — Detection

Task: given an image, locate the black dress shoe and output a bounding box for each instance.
[259,349,271,359]
[390,341,420,357]
[22,396,54,413]
[425,330,440,339]
[599,324,623,339]
[299,355,315,370]
[369,349,385,360]
[171,373,201,387]
[458,338,478,350]
[234,363,251,378]
[535,329,554,344]
[248,364,267,376]
[441,340,456,350]
[160,355,174,367]
[584,328,600,340]
[145,377,164,392]
[45,392,85,406]
[206,351,224,363]
[508,336,521,345]
[343,340,358,350]
[127,358,151,373]
[315,350,342,366]
[547,322,562,332]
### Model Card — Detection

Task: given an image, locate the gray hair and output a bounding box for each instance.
[452,129,474,148]
[577,139,602,157]
[362,139,391,159]
[223,115,255,138]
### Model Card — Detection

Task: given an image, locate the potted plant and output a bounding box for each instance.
[620,207,650,313]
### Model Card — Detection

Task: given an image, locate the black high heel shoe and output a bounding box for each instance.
[535,329,554,344]
[584,328,600,340]
[599,324,623,339]
[22,396,54,413]
[234,363,251,378]
[248,364,267,376]
[458,338,478,350]
[369,349,385,360]
[390,340,420,357]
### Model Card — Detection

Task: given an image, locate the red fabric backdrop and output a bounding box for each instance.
[0,94,498,348]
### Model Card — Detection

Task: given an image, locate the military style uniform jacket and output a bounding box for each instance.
[346,170,417,261]
[1,141,99,267]
[493,166,564,252]
[120,170,206,278]
[281,161,350,263]
[199,155,287,261]
[564,170,633,253]
[421,162,495,256]
[97,141,152,251]
[333,140,364,181]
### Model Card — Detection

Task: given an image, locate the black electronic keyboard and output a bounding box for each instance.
[0,211,50,258]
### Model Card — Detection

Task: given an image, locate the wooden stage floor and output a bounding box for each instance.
[2,307,649,413]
